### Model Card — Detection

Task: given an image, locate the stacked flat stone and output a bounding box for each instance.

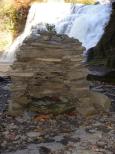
[9,31,111,116]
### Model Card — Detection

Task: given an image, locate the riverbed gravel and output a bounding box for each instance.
[0,77,115,154]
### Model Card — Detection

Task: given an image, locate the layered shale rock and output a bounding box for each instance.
[87,3,115,68]
[9,31,111,116]
[87,2,115,83]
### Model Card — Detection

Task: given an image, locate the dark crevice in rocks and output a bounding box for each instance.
[87,2,115,70]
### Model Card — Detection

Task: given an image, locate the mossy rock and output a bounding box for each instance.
[28,97,76,115]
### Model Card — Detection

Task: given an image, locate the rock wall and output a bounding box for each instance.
[87,2,115,70]
[9,31,111,116]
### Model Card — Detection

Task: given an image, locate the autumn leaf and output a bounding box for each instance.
[33,114,51,122]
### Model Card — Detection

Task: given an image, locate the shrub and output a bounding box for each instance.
[0,0,30,51]
[46,24,56,33]
[0,1,30,37]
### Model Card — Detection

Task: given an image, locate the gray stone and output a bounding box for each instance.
[26,132,41,138]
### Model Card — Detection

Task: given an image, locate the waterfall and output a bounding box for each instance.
[56,4,112,53]
[0,0,112,63]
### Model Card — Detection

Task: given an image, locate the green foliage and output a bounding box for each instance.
[0,2,29,50]
[0,7,14,32]
[0,3,29,36]
[46,24,56,33]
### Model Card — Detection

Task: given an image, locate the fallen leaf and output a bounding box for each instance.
[106,122,112,129]
[65,112,77,116]
[33,114,50,122]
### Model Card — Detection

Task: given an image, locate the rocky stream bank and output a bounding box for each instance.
[0,76,115,154]
[0,31,114,154]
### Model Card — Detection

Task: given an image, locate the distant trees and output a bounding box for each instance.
[0,0,31,50]
[0,0,30,37]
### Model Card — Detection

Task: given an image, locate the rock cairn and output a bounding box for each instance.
[9,31,111,116]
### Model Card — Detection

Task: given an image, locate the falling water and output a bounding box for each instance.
[56,4,112,53]
[0,0,112,63]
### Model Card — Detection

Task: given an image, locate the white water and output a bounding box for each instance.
[57,4,112,53]
[0,1,112,63]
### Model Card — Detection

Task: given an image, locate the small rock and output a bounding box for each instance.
[8,123,18,129]
[96,141,106,148]
[90,91,111,112]
[27,131,41,138]
[85,127,97,134]
[1,140,7,147]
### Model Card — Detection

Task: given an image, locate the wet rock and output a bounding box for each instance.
[39,146,51,154]
[87,70,115,84]
[87,3,115,74]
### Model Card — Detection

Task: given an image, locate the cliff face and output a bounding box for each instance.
[87,2,115,69]
[0,0,30,51]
